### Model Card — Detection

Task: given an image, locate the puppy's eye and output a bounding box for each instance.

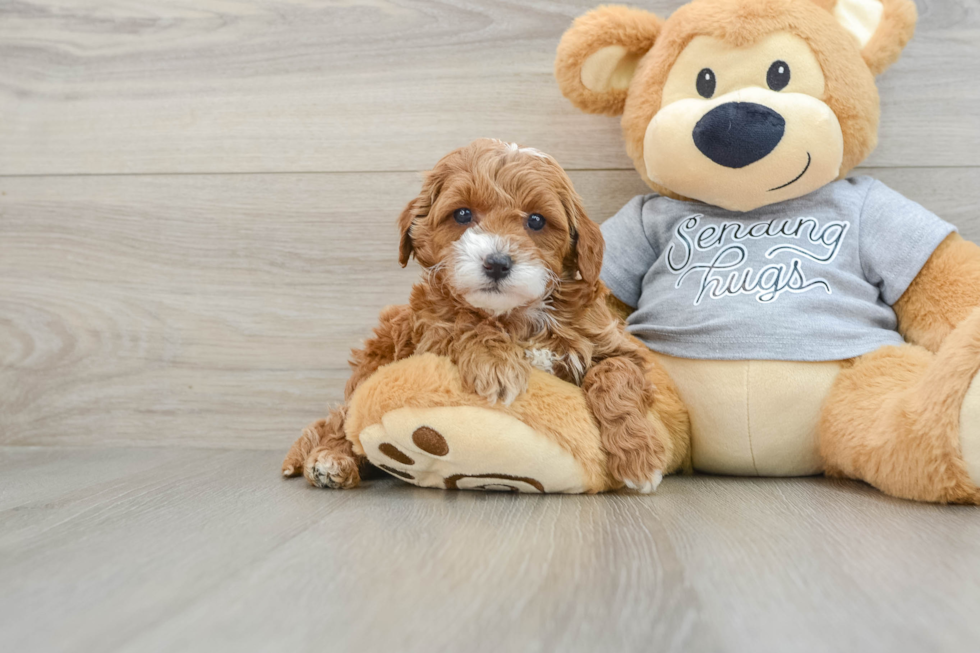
[453,208,473,224]
[696,68,716,98]
[767,61,790,91]
[526,213,546,231]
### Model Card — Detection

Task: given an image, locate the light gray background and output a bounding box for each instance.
[1,1,979,651]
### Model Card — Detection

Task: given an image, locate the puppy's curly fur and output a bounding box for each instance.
[283,139,667,491]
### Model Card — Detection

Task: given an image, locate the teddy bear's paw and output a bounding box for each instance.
[623,470,664,495]
[356,405,593,493]
[304,448,360,489]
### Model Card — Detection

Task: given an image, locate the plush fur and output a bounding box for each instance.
[283,139,678,491]
[286,0,980,503]
[555,6,664,117]
[820,307,980,505]
[345,353,616,492]
[852,0,918,75]
[346,353,693,493]
[552,0,980,504]
[894,234,980,353]
[556,0,916,201]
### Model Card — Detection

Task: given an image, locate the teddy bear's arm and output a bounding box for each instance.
[893,234,980,352]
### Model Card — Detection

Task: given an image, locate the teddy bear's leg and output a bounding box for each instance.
[819,309,980,504]
[282,407,365,489]
[344,353,690,492]
[345,354,613,492]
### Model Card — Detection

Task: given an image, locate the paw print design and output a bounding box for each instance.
[356,405,590,493]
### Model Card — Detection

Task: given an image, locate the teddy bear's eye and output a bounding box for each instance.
[453,208,473,224]
[696,68,716,98]
[767,60,791,91]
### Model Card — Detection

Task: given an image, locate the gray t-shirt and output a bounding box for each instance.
[600,177,955,361]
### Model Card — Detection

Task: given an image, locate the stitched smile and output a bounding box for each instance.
[768,152,812,192]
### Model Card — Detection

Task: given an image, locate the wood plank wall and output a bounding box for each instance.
[2,0,978,449]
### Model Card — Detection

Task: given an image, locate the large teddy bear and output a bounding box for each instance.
[294,0,980,503]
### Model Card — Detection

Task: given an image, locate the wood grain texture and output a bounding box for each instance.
[1,0,978,175]
[2,167,978,449]
[1,447,978,653]
[3,3,979,651]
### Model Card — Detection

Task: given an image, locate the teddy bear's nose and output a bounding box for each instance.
[693,102,786,169]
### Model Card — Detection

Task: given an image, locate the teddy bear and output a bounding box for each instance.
[301,0,980,503]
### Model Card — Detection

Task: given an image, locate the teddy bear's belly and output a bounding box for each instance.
[653,354,842,476]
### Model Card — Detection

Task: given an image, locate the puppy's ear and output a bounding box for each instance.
[555,5,663,116]
[574,214,605,287]
[397,168,446,267]
[397,200,415,268]
[821,0,917,75]
[562,188,604,286]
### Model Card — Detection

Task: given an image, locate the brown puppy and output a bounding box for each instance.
[283,139,667,492]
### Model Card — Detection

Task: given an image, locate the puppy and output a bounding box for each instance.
[283,139,667,492]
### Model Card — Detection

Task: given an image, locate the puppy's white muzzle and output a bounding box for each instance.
[452,228,549,314]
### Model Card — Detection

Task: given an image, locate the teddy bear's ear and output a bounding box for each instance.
[555,5,663,117]
[825,0,917,76]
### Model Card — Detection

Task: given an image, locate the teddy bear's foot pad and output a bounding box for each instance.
[358,406,591,493]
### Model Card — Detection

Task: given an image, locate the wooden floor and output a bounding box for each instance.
[2,1,980,651]
[2,446,979,653]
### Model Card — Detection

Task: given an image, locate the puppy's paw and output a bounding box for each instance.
[304,448,360,489]
[282,418,331,478]
[603,416,669,493]
[464,358,531,407]
[623,470,664,494]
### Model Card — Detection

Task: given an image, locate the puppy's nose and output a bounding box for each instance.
[483,252,513,281]
[693,102,785,169]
